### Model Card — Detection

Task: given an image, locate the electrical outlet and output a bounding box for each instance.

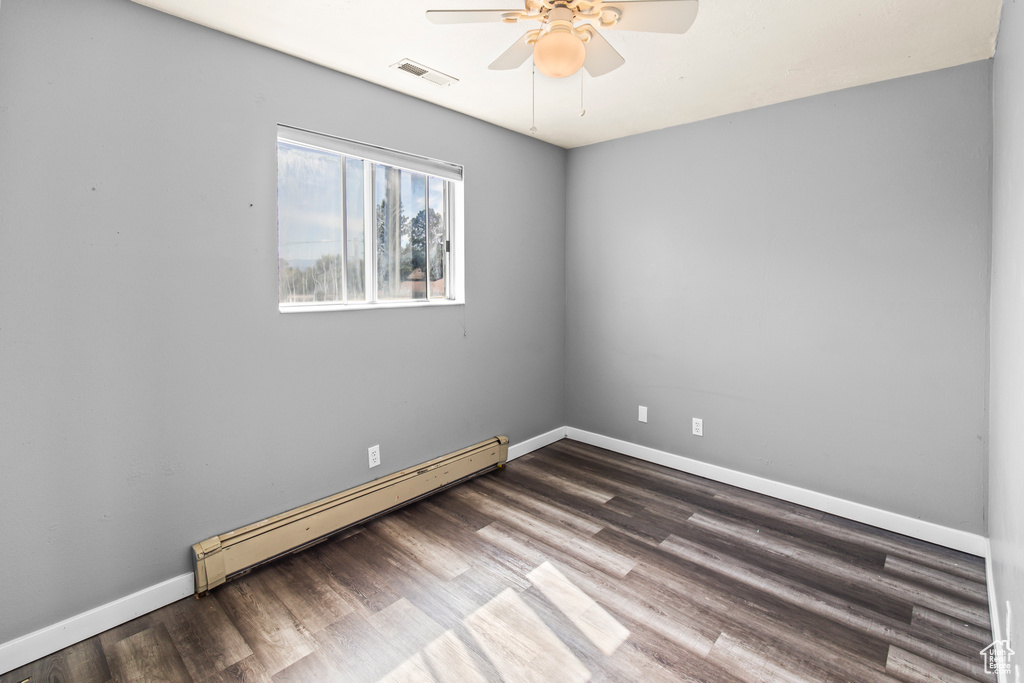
[368,444,380,468]
[638,405,648,423]
[692,418,703,437]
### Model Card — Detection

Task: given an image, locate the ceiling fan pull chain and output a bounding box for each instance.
[580,72,586,117]
[530,63,538,134]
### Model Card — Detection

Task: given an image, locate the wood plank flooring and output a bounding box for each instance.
[2,439,994,682]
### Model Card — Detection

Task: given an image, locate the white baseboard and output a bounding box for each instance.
[0,427,565,675]
[985,540,1008,683]
[564,427,988,557]
[509,426,568,461]
[0,573,193,676]
[988,540,1001,643]
[0,425,989,676]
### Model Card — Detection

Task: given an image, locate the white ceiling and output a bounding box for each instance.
[130,0,1002,148]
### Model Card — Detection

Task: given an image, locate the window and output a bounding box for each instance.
[277,125,464,312]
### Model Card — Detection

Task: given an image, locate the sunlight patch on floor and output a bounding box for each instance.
[378,630,489,683]
[373,558,633,681]
[527,561,630,656]
[465,587,591,683]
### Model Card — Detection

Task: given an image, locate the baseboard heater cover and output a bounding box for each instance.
[192,435,508,595]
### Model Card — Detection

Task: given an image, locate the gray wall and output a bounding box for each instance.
[566,62,992,534]
[0,0,566,644]
[0,0,1002,654]
[990,0,1024,655]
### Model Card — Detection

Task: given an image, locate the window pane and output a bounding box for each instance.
[375,164,400,299]
[428,177,446,299]
[403,171,427,300]
[277,141,343,303]
[376,165,427,301]
[278,126,463,311]
[344,158,365,302]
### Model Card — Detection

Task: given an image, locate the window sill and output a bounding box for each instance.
[279,299,465,314]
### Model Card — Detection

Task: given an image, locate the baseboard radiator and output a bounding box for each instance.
[192,435,508,595]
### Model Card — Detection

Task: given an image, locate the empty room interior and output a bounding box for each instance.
[1,0,1023,680]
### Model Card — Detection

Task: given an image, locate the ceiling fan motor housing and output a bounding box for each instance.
[533,6,588,78]
[427,0,698,78]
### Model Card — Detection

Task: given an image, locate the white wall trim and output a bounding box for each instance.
[985,539,1008,683]
[0,425,990,675]
[0,573,193,676]
[987,539,1001,643]
[509,426,568,461]
[565,427,988,557]
[0,427,566,674]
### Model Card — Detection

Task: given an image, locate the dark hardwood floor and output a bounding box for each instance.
[2,439,993,682]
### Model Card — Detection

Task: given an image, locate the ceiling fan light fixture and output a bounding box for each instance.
[532,28,586,78]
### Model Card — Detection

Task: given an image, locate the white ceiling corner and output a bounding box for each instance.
[130,0,1002,148]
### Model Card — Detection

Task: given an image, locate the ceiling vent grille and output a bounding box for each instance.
[391,59,458,87]
[398,62,428,77]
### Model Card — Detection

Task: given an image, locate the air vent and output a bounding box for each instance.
[398,62,428,77]
[391,59,458,87]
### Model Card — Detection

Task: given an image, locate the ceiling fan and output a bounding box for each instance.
[426,0,699,79]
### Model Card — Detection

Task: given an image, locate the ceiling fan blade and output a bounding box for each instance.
[489,32,536,70]
[426,9,518,24]
[602,0,699,34]
[583,29,625,77]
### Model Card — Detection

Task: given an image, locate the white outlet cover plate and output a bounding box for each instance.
[693,418,703,436]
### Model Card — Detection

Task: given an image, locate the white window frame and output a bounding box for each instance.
[277,124,465,313]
